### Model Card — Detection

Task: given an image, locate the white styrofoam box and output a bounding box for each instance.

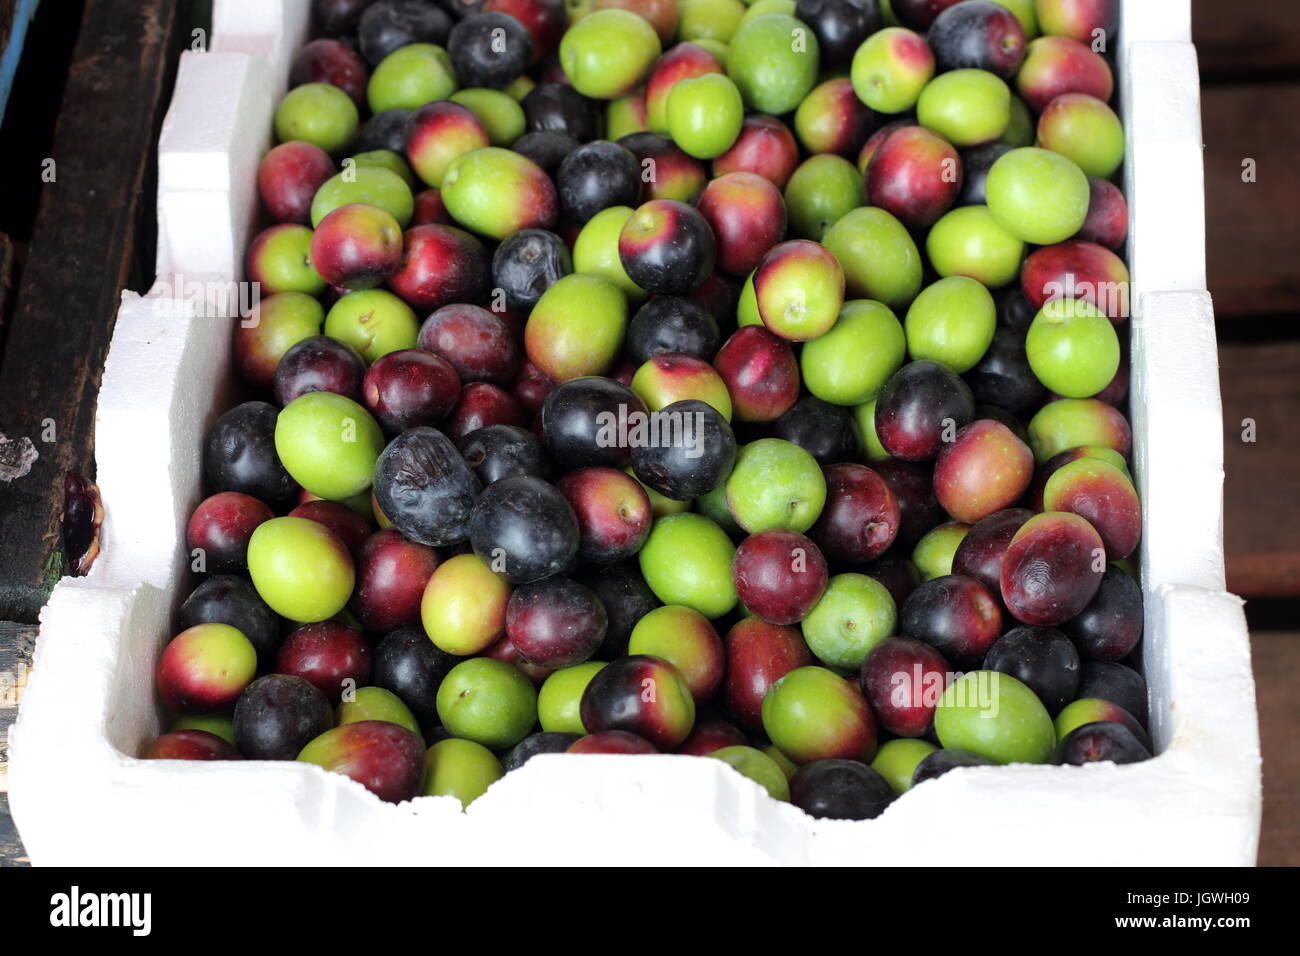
[8,0,1263,865]
[157,52,276,280]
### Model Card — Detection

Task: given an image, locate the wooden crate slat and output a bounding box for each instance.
[0,0,185,623]
[1202,84,1300,318]
[1220,339,1300,597]
[1193,0,1300,79]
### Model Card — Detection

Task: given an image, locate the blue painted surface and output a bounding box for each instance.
[0,0,41,122]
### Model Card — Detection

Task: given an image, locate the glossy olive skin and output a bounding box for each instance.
[370,625,458,729]
[557,140,642,224]
[373,427,482,547]
[449,11,533,88]
[541,376,648,469]
[233,674,334,761]
[186,492,274,576]
[790,759,895,820]
[982,625,1080,716]
[579,654,696,749]
[203,401,298,511]
[723,617,813,732]
[469,474,581,583]
[1063,565,1143,662]
[899,574,1003,667]
[445,382,527,441]
[276,621,373,703]
[273,335,366,407]
[873,459,945,552]
[502,731,582,771]
[732,530,829,626]
[964,324,1045,420]
[350,528,440,633]
[1056,720,1151,766]
[1077,660,1149,727]
[359,0,452,64]
[522,82,601,142]
[860,636,951,738]
[911,748,994,786]
[928,0,1026,80]
[390,225,492,313]
[177,574,281,664]
[363,349,462,433]
[579,560,662,659]
[874,361,975,462]
[795,0,883,68]
[506,576,607,668]
[145,729,243,761]
[417,302,519,387]
[772,397,860,466]
[809,463,900,563]
[1000,512,1105,627]
[630,399,737,501]
[298,720,428,803]
[951,507,1033,597]
[626,297,720,365]
[618,199,717,296]
[459,424,550,486]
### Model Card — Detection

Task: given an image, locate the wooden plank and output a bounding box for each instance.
[0,621,34,865]
[1252,630,1300,866]
[1220,339,1300,597]
[1202,84,1300,319]
[1193,0,1300,79]
[0,0,188,623]
[0,233,17,358]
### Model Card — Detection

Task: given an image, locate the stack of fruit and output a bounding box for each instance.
[148,0,1148,821]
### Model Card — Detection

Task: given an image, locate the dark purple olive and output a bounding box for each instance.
[793,0,882,68]
[625,296,721,365]
[273,335,366,406]
[469,474,580,583]
[511,129,581,174]
[964,326,1044,420]
[448,11,532,88]
[522,82,599,142]
[928,0,1026,80]
[874,360,975,462]
[492,228,572,312]
[502,731,582,771]
[1078,660,1149,727]
[772,396,860,466]
[203,401,297,511]
[1063,565,1143,662]
[358,0,452,65]
[911,749,994,786]
[958,143,1013,207]
[232,674,333,760]
[373,426,482,547]
[177,574,281,664]
[1056,721,1151,766]
[982,625,1080,716]
[458,424,551,485]
[629,399,736,501]
[372,624,459,728]
[556,140,641,224]
[576,560,661,659]
[541,376,647,469]
[790,759,894,820]
[357,108,415,153]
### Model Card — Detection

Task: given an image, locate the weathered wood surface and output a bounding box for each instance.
[1193,0,1300,80]
[0,0,186,624]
